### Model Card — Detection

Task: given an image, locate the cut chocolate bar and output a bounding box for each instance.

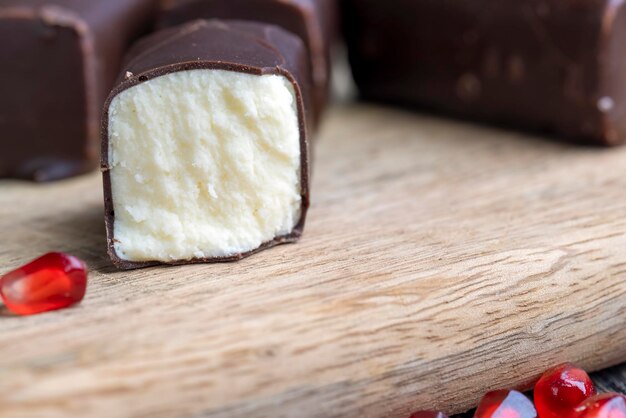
[0,0,155,181]
[157,0,337,122]
[342,0,626,145]
[102,20,313,269]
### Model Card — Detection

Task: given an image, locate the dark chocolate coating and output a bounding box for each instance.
[157,0,337,124]
[342,0,626,145]
[0,0,155,181]
[101,20,313,270]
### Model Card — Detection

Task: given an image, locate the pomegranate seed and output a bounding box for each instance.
[475,390,537,418]
[534,363,596,418]
[0,252,87,315]
[570,393,626,418]
[410,412,449,418]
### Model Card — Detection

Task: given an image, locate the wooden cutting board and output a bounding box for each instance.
[0,104,624,418]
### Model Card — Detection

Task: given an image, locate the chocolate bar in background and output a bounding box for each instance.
[0,0,156,182]
[157,0,338,124]
[341,0,626,146]
[102,20,313,269]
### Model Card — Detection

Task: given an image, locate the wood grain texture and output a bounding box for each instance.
[0,104,625,418]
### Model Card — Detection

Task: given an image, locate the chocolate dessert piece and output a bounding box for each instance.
[102,20,313,269]
[0,0,156,181]
[157,0,337,122]
[342,0,626,145]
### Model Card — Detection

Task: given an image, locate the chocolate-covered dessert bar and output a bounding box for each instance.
[157,0,337,121]
[0,0,155,181]
[342,0,626,145]
[102,20,313,269]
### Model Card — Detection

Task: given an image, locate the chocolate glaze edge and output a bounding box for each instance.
[598,0,626,145]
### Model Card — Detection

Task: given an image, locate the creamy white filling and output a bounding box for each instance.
[108,69,302,262]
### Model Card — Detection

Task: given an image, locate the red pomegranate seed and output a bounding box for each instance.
[570,393,626,418]
[410,411,449,418]
[0,252,87,315]
[475,390,537,418]
[534,363,596,418]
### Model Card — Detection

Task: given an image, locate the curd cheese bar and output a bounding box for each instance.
[342,0,626,145]
[0,0,155,181]
[102,20,313,269]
